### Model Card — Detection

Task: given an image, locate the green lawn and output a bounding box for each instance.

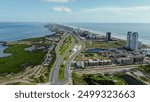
[57,64,65,80]
[59,36,73,55]
[138,65,150,74]
[72,72,87,85]
[0,44,46,74]
[86,40,126,49]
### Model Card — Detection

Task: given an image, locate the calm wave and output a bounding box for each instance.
[0,22,51,41]
[0,22,51,57]
[67,23,150,45]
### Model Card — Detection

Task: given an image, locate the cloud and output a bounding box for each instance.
[49,5,150,23]
[81,6,150,15]
[52,6,72,13]
[44,0,72,3]
[66,5,150,23]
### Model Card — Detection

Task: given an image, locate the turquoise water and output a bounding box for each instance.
[0,22,51,57]
[0,45,11,57]
[1,23,149,44]
[0,22,50,41]
[1,22,150,57]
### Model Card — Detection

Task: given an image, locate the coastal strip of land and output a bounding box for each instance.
[0,23,150,85]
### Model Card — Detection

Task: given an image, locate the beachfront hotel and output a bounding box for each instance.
[126,31,142,51]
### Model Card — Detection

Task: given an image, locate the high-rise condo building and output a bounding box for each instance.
[106,32,111,42]
[125,31,141,51]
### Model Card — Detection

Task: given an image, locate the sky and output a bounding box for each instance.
[0,0,150,23]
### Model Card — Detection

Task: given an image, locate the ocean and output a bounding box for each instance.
[1,23,149,44]
[0,22,51,57]
[67,23,150,45]
[0,22,51,41]
[0,23,150,57]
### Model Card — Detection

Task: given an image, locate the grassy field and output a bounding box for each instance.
[0,44,46,74]
[72,72,87,85]
[75,39,125,61]
[138,65,150,74]
[72,72,125,85]
[59,36,73,55]
[85,40,126,49]
[57,64,65,80]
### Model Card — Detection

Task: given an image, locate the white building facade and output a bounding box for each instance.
[126,31,142,51]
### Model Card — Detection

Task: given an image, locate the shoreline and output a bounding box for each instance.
[0,34,53,58]
[0,45,12,58]
[65,24,150,47]
[0,23,150,54]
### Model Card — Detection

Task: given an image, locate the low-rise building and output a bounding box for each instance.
[141,48,150,56]
[117,57,134,65]
[89,59,99,66]
[76,61,85,68]
[134,56,144,64]
[76,59,112,68]
[116,55,144,65]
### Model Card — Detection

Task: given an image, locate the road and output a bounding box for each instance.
[49,35,68,84]
[49,34,85,85]
[50,35,76,85]
[50,56,61,84]
[63,35,86,84]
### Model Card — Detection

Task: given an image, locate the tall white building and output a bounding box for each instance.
[125,31,142,51]
[126,31,132,49]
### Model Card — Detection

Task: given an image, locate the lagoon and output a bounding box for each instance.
[0,45,11,58]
